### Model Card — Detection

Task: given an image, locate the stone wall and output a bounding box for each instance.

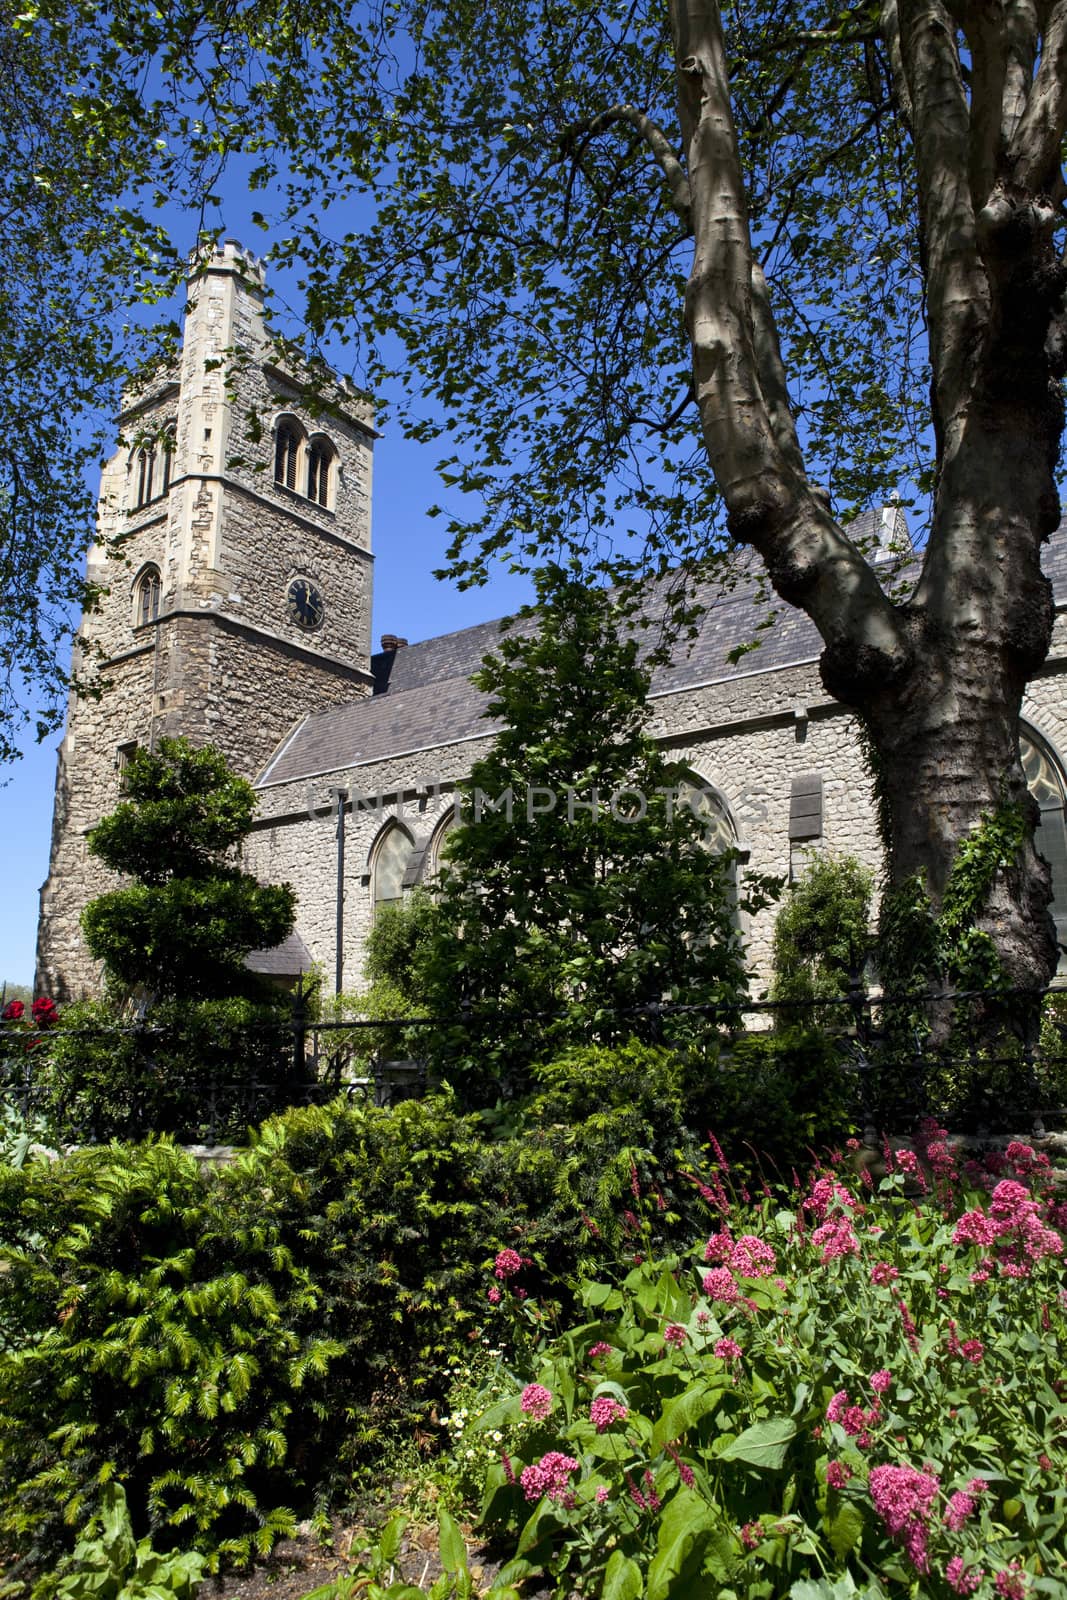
[247,644,1067,999]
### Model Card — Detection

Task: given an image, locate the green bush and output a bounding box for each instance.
[686,1028,859,1177]
[0,1139,329,1569]
[0,1037,858,1579]
[770,851,873,1017]
[33,996,297,1144]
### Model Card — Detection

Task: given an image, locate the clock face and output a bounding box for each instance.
[287,577,324,630]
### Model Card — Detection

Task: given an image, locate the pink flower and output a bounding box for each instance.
[870,1369,892,1394]
[1005,1141,1039,1173]
[487,1286,501,1304]
[804,1176,856,1221]
[702,1267,739,1302]
[871,1262,899,1286]
[714,1337,742,1362]
[946,1557,984,1595]
[960,1339,984,1363]
[664,1323,687,1348]
[703,1229,733,1262]
[826,1460,851,1488]
[589,1396,627,1432]
[990,1180,1033,1224]
[729,1234,777,1278]
[665,1441,695,1486]
[519,1383,553,1421]
[944,1489,978,1531]
[869,1463,940,1574]
[588,1341,612,1359]
[995,1565,1027,1599]
[739,1522,761,1550]
[811,1216,861,1262]
[494,1248,522,1280]
[595,1485,609,1503]
[642,1469,661,1513]
[898,1299,920,1351]
[520,1450,579,1504]
[953,1209,999,1247]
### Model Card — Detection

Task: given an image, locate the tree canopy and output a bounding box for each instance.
[14,0,1067,990]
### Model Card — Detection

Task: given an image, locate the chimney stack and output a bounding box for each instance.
[380,634,408,652]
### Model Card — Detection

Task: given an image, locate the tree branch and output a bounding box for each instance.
[896,0,987,436]
[1007,0,1067,189]
[958,5,1008,209]
[561,105,692,229]
[1003,0,1039,144]
[669,0,908,675]
[879,0,915,125]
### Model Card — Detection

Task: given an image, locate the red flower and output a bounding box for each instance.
[30,996,57,1027]
[1,1000,24,1022]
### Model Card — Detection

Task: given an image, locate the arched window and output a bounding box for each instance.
[133,565,161,627]
[677,776,740,925]
[371,822,415,915]
[307,439,332,507]
[1021,726,1067,961]
[274,420,302,490]
[135,448,154,509]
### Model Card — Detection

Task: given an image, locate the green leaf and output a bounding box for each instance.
[603,1549,644,1600]
[379,1513,408,1566]
[828,1501,864,1558]
[437,1509,467,1574]
[718,1417,797,1470]
[651,1382,725,1451]
[645,1487,716,1600]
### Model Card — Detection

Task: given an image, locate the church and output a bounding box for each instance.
[35,241,1067,1001]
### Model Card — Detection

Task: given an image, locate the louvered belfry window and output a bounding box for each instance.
[274,422,300,489]
[307,441,330,506]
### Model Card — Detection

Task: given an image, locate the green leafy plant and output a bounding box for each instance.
[770,853,874,1018]
[468,1133,1067,1598]
[45,1483,205,1600]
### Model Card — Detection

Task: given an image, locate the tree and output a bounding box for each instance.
[82,737,295,1000]
[0,0,194,760]
[413,567,759,1099]
[14,0,1067,991]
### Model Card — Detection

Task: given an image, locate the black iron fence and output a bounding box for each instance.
[2,976,1066,1145]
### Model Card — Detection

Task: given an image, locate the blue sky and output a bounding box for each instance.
[0,265,535,990]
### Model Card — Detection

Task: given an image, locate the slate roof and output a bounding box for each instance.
[256,509,1067,788]
[246,929,313,976]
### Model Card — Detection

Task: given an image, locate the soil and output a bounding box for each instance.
[203,1502,518,1600]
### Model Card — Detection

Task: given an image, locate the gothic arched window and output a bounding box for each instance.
[307,438,332,507]
[274,420,302,490]
[1021,725,1067,962]
[371,821,415,915]
[677,776,740,926]
[135,448,155,509]
[133,565,161,627]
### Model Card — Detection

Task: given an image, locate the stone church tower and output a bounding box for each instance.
[37,241,376,999]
